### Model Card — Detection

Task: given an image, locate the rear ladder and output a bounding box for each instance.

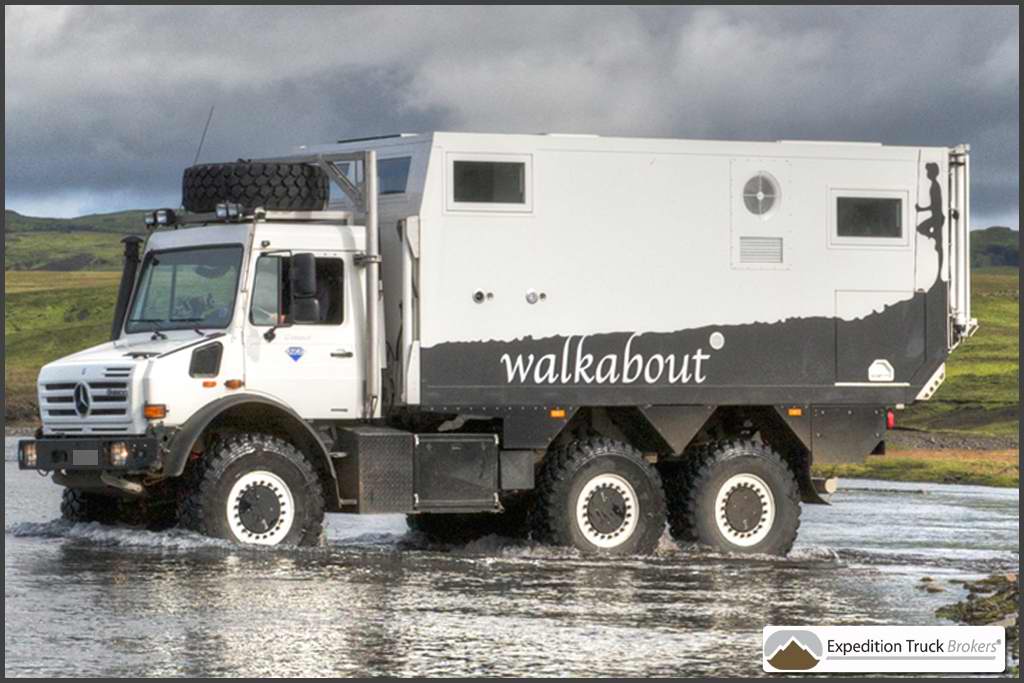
[948,145,977,347]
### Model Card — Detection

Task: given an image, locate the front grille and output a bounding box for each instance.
[40,366,133,431]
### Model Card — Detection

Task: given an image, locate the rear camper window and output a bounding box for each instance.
[334,157,411,197]
[379,157,411,195]
[453,161,526,204]
[836,197,902,238]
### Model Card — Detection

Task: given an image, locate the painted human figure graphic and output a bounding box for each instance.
[915,162,945,277]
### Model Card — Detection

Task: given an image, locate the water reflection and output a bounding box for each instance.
[4,452,1019,677]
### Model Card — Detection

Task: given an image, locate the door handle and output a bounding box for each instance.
[331,349,354,358]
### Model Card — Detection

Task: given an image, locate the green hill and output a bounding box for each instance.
[4,208,147,234]
[4,209,147,270]
[971,226,1019,268]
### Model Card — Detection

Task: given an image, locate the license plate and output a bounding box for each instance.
[72,449,99,466]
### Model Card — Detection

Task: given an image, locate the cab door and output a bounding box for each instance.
[243,251,365,419]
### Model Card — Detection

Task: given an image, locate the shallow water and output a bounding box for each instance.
[4,438,1018,676]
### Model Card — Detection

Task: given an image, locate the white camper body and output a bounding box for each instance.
[314,133,969,410]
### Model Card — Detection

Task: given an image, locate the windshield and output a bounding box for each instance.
[125,245,243,333]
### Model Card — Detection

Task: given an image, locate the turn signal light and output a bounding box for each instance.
[787,407,803,417]
[549,408,567,419]
[202,380,217,388]
[224,379,244,390]
[143,404,167,419]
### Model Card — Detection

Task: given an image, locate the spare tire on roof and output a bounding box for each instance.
[181,161,330,213]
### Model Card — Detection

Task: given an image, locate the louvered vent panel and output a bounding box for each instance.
[739,236,784,263]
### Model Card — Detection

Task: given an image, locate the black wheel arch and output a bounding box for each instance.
[164,394,337,499]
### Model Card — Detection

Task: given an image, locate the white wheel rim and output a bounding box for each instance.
[226,470,295,545]
[575,473,639,549]
[714,473,775,547]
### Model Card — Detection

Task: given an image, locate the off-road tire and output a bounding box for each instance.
[177,434,325,546]
[660,446,708,544]
[115,485,179,531]
[407,493,533,544]
[181,162,330,213]
[685,440,800,556]
[60,488,119,524]
[533,437,666,555]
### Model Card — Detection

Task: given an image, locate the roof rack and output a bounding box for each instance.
[154,209,356,229]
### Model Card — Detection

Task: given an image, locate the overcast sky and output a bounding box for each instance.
[5,5,1019,228]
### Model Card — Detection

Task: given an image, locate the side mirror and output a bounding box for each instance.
[290,252,320,323]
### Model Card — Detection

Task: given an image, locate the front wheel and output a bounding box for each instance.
[60,488,119,524]
[178,434,325,546]
[534,438,666,555]
[685,440,800,556]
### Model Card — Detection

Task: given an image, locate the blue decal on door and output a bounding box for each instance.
[286,346,304,362]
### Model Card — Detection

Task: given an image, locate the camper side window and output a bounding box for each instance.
[836,197,902,238]
[453,161,526,204]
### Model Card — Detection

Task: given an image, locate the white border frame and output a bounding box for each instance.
[828,188,911,249]
[445,152,533,213]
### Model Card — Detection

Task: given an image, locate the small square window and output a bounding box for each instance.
[837,197,902,238]
[453,161,525,204]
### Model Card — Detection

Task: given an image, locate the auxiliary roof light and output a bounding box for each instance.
[215,202,242,220]
[145,208,178,227]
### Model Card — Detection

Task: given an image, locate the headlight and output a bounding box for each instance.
[108,442,130,467]
[19,441,37,468]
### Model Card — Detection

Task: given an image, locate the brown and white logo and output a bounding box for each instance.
[763,629,822,671]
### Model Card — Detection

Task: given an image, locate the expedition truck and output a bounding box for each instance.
[18,133,975,555]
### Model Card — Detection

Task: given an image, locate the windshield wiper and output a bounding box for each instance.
[128,317,168,340]
[168,318,211,337]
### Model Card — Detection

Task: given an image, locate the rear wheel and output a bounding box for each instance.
[178,434,325,546]
[534,438,666,555]
[685,440,800,556]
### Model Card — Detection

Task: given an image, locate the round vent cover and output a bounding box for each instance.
[743,173,778,216]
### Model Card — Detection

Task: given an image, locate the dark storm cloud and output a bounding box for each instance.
[4,5,1019,225]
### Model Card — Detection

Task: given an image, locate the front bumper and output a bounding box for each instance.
[18,436,160,472]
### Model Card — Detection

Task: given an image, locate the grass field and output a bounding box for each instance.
[900,267,1019,438]
[812,449,1019,488]
[4,271,120,420]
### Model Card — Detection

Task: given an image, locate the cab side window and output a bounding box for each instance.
[251,255,344,326]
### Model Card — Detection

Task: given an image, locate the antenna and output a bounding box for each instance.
[192,105,216,166]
